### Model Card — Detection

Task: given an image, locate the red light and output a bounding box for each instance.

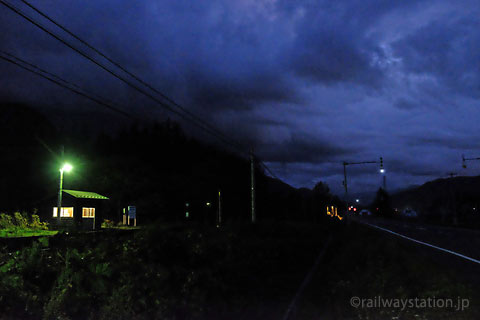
[348,207,351,211]
[353,208,357,212]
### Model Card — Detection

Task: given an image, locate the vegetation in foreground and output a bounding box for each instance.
[101,219,141,230]
[0,221,333,320]
[0,212,55,238]
[1,218,478,319]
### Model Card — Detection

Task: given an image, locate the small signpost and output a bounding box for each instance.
[128,206,136,226]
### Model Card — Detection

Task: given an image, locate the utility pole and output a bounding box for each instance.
[342,157,384,209]
[446,172,458,225]
[56,145,64,225]
[250,149,256,223]
[343,162,348,211]
[380,157,386,190]
[462,154,480,169]
[459,154,480,223]
[217,189,222,227]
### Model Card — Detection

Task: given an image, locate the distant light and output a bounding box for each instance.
[380,168,385,173]
[355,199,360,203]
[206,202,211,207]
[353,208,357,212]
[61,163,73,172]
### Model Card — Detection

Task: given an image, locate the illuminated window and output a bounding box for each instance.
[82,208,95,218]
[53,207,74,217]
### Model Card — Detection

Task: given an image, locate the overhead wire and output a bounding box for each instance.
[18,0,247,153]
[0,51,137,120]
[1,50,265,185]
[1,0,283,179]
[0,0,248,157]
[0,50,126,114]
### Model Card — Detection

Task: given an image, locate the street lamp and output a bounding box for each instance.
[462,154,480,169]
[62,163,73,172]
[57,163,72,224]
[342,158,381,206]
[379,157,386,189]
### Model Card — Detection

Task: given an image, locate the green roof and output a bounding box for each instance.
[63,189,109,200]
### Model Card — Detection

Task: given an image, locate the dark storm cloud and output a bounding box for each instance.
[288,21,384,87]
[394,98,419,110]
[408,135,480,151]
[386,159,445,177]
[0,0,395,111]
[291,39,382,86]
[1,0,480,195]
[392,14,480,98]
[258,133,354,164]
[184,66,300,111]
[281,0,425,87]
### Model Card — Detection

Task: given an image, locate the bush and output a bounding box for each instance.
[0,213,49,232]
[13,212,29,228]
[0,213,14,229]
[101,219,116,228]
[30,215,49,230]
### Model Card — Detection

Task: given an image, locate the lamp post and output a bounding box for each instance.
[379,157,386,190]
[462,154,480,169]
[342,158,382,209]
[57,163,72,224]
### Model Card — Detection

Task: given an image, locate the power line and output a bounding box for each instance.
[261,162,279,180]
[2,51,271,189]
[0,50,123,112]
[0,51,137,119]
[2,0,284,179]
[17,0,245,152]
[256,157,280,180]
[0,0,248,157]
[1,49,287,183]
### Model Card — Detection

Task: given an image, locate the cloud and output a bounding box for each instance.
[288,23,384,87]
[392,11,480,98]
[1,0,480,197]
[408,135,480,151]
[394,98,419,110]
[184,66,300,111]
[257,132,353,163]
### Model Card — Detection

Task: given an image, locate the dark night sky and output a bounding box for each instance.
[1,0,480,197]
